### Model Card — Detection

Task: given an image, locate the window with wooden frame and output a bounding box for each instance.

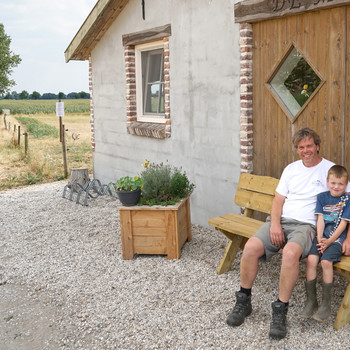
[136,41,165,122]
[123,25,171,139]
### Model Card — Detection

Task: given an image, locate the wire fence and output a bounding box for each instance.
[2,111,29,155]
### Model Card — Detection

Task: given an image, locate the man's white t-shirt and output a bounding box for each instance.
[276,158,335,225]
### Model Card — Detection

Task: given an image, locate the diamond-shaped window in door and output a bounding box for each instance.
[267,45,324,122]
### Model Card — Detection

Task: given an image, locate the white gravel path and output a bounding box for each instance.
[0,181,349,349]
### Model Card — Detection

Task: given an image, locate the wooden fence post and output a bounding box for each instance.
[3,114,7,129]
[59,116,63,142]
[61,124,68,178]
[17,125,21,146]
[24,132,28,156]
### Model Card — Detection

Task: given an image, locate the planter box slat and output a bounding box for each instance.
[133,236,167,254]
[133,226,167,236]
[131,210,167,227]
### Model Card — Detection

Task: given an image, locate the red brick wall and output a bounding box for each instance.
[124,39,171,138]
[239,23,253,173]
[89,56,95,151]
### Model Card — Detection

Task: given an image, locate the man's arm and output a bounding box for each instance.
[269,192,286,247]
[342,225,350,255]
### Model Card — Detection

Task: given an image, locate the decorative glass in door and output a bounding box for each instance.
[267,45,324,121]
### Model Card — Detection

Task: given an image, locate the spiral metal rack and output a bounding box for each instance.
[62,179,117,206]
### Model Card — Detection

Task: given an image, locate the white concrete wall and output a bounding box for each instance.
[91,0,242,225]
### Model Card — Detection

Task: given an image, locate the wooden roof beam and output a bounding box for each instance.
[65,0,129,62]
[234,0,350,23]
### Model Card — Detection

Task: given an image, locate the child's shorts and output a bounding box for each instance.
[308,237,342,263]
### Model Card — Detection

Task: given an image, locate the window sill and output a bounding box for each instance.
[127,121,167,139]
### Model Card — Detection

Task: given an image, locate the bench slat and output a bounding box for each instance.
[235,189,274,214]
[334,256,350,272]
[208,213,264,238]
[238,173,279,196]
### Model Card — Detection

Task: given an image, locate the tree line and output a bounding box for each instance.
[0,90,90,100]
[1,90,90,100]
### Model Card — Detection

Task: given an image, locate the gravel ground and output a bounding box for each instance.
[0,181,350,350]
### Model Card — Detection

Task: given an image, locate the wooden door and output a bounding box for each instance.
[252,7,347,177]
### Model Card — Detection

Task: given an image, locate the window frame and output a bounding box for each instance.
[135,41,166,124]
[123,24,171,139]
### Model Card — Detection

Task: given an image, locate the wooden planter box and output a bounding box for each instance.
[118,196,191,259]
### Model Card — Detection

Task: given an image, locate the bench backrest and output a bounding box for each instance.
[235,173,279,217]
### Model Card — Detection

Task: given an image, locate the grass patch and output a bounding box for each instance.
[15,116,59,138]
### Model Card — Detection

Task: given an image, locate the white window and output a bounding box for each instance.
[135,41,165,123]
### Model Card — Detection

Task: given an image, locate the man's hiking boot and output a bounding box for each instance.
[226,291,252,327]
[269,301,288,340]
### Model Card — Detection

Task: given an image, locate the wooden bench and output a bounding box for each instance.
[208,172,350,330]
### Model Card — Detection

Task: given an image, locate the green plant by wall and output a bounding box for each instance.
[139,162,195,206]
[115,176,143,191]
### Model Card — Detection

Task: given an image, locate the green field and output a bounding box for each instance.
[0,99,90,115]
[15,116,60,138]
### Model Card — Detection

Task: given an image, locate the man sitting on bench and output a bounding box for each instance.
[226,127,348,339]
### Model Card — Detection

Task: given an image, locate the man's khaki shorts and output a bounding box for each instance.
[254,217,316,261]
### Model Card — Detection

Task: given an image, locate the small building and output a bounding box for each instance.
[66,0,350,226]
[65,0,242,225]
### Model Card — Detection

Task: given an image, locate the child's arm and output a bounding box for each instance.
[316,214,325,243]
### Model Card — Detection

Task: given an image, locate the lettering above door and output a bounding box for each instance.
[235,0,350,23]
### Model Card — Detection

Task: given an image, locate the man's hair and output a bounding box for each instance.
[292,128,321,149]
[328,165,349,182]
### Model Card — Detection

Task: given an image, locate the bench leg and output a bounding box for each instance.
[217,235,244,275]
[334,270,350,330]
[240,237,248,250]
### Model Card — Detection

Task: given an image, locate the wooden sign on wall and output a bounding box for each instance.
[234,0,350,23]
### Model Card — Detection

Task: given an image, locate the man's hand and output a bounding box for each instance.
[270,222,285,247]
[343,235,350,255]
[269,193,286,247]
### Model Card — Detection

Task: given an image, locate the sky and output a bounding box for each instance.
[1,0,98,95]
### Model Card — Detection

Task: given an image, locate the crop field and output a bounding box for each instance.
[0,100,93,190]
[0,99,90,115]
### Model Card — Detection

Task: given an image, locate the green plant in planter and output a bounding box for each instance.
[115,176,143,192]
[114,176,144,206]
[139,162,195,206]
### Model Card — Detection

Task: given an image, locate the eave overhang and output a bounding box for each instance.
[65,0,129,62]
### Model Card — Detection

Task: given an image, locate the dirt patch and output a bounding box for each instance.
[0,283,61,350]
